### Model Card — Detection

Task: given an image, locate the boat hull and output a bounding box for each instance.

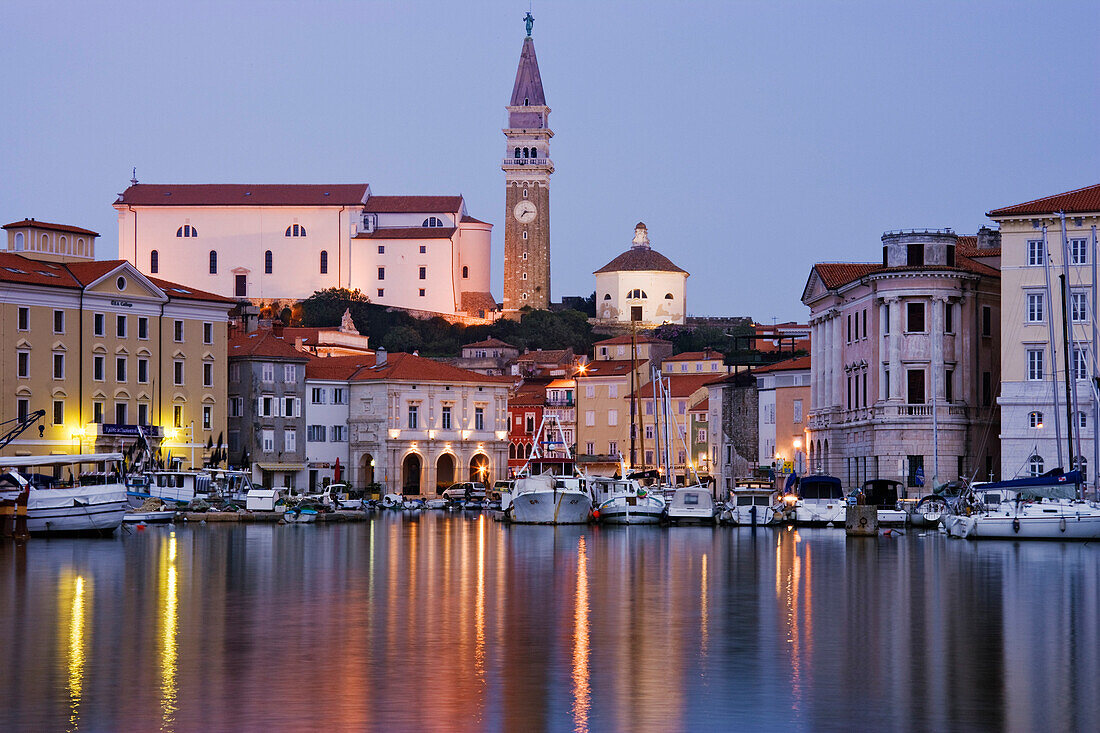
[790,500,846,526]
[510,490,592,524]
[597,497,665,525]
[27,486,127,535]
[945,507,1100,540]
[123,511,176,524]
[722,505,781,526]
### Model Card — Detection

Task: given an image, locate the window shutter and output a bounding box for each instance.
[295,398,301,418]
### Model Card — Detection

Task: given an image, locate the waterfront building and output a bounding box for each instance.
[593,222,688,328]
[755,356,812,473]
[304,356,363,491]
[502,17,553,313]
[802,229,1001,488]
[705,371,760,495]
[689,398,710,478]
[988,184,1100,490]
[344,351,510,494]
[507,379,546,476]
[228,329,309,489]
[575,335,672,474]
[0,219,233,460]
[543,377,576,458]
[629,374,712,485]
[283,309,373,357]
[114,184,496,320]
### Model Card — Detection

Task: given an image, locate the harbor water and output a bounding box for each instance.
[2,513,1099,731]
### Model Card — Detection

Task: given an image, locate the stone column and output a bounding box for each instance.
[932,296,946,401]
[879,300,889,402]
[888,297,902,401]
[811,319,821,409]
[833,312,844,409]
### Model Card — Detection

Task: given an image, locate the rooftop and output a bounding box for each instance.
[115,183,370,207]
[463,337,517,350]
[988,182,1100,217]
[754,355,812,373]
[3,219,100,236]
[229,331,309,360]
[362,195,464,213]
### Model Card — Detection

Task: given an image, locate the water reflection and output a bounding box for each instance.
[65,574,87,732]
[3,517,1100,730]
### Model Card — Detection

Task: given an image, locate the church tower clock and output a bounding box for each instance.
[502,12,553,314]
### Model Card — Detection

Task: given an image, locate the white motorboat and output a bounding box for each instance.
[720,479,780,526]
[131,470,213,505]
[943,470,1100,540]
[0,453,128,536]
[206,468,257,505]
[123,509,177,524]
[591,477,665,525]
[509,474,593,524]
[781,475,846,526]
[381,493,405,509]
[667,485,716,524]
[283,507,320,524]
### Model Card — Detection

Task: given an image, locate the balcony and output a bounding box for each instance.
[502,157,550,167]
[545,398,574,407]
[872,404,970,421]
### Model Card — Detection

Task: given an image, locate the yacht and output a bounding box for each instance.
[943,470,1100,540]
[130,470,213,506]
[590,476,666,524]
[720,478,780,526]
[667,485,716,524]
[780,474,846,526]
[505,417,593,525]
[0,453,128,535]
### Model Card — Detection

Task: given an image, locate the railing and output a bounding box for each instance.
[545,398,574,407]
[502,157,550,167]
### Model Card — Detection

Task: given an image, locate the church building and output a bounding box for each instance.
[594,222,689,327]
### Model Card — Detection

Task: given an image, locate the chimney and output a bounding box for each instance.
[376,347,387,366]
[976,226,1001,251]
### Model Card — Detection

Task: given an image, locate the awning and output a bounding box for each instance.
[255,463,307,472]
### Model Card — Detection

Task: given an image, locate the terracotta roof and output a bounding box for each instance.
[516,348,573,364]
[3,219,99,236]
[546,378,575,389]
[0,254,232,303]
[229,331,308,360]
[282,327,332,344]
[512,380,550,405]
[955,235,1001,258]
[305,354,377,380]
[594,335,670,347]
[630,373,714,400]
[579,359,639,377]
[461,215,490,225]
[351,352,512,384]
[460,291,499,315]
[690,397,709,412]
[463,337,516,350]
[988,183,1100,217]
[362,196,463,213]
[754,355,812,373]
[355,226,456,240]
[594,247,687,275]
[811,256,998,292]
[115,184,370,207]
[665,349,723,362]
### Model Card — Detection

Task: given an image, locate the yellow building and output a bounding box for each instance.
[0,220,234,462]
[630,373,713,485]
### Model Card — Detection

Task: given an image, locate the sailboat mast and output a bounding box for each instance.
[1092,225,1098,500]
[629,319,639,470]
[1042,224,1065,467]
[1060,272,1075,468]
[652,365,662,480]
[1061,212,1084,471]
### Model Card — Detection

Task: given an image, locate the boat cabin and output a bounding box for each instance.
[796,475,844,501]
[860,479,905,507]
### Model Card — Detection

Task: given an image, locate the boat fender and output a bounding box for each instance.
[592,508,600,519]
[1060,517,1067,533]
[1012,518,1020,534]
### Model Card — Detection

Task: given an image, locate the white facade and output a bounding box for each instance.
[304,378,351,490]
[593,223,688,327]
[757,374,778,466]
[114,185,494,318]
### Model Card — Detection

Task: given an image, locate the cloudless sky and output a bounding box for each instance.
[2,0,1099,322]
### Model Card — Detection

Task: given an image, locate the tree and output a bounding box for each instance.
[382,325,422,353]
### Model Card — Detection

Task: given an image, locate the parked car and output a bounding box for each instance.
[442,482,487,503]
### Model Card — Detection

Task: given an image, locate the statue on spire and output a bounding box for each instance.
[524,11,534,37]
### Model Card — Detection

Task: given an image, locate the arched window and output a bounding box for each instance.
[514,147,520,158]
[59,236,67,253]
[150,250,159,274]
[1028,454,1044,477]
[462,266,469,279]
[524,97,529,106]
[14,232,23,251]
[77,238,85,256]
[665,293,674,299]
[319,250,328,274]
[508,443,516,460]
[627,289,648,299]
[285,224,306,237]
[264,250,273,274]
[1074,456,1088,480]
[603,294,611,300]
[422,217,444,228]
[177,225,197,238]
[523,188,528,198]
[39,233,49,249]
[1028,411,1043,428]
[208,250,217,274]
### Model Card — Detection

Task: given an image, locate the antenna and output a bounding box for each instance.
[130,167,138,186]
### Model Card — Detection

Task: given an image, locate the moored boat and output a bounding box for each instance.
[509,473,592,524]
[780,475,846,526]
[943,470,1100,540]
[720,479,780,526]
[0,453,128,536]
[667,485,716,524]
[591,476,665,524]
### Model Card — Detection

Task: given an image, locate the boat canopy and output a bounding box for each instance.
[797,475,844,500]
[978,469,1081,500]
[0,453,124,468]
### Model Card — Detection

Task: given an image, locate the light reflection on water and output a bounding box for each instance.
[2,516,1099,731]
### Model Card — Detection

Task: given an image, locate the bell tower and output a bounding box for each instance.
[502,12,553,314]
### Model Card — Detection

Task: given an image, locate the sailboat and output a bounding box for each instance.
[945,219,1100,539]
[506,414,593,524]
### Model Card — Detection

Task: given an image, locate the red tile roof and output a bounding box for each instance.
[305,354,377,380]
[115,184,370,207]
[463,337,516,350]
[665,349,724,362]
[511,380,550,405]
[578,359,638,377]
[630,373,714,400]
[362,196,464,213]
[355,226,457,240]
[516,348,574,364]
[690,397,709,412]
[594,334,671,347]
[811,254,998,291]
[988,183,1100,217]
[3,219,99,236]
[754,355,812,373]
[351,352,512,384]
[461,214,490,225]
[956,235,1001,258]
[147,276,236,303]
[229,331,309,360]
[460,291,499,315]
[594,247,687,274]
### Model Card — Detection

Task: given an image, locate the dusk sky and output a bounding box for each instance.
[3,0,1099,322]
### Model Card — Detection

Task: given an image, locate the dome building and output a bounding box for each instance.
[593,222,688,327]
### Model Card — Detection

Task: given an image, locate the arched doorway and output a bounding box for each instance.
[470,453,490,486]
[359,453,375,488]
[402,453,422,495]
[436,453,456,493]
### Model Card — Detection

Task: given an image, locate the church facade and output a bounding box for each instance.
[593,222,689,328]
[115,185,497,320]
[502,18,553,314]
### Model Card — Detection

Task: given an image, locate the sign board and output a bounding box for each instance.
[97,424,163,438]
[782,460,794,474]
